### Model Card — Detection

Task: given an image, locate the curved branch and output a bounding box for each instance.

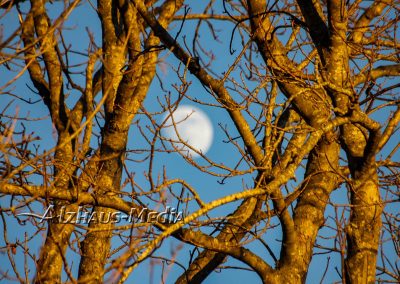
[133,0,265,166]
[354,64,400,86]
[177,229,273,280]
[349,0,390,44]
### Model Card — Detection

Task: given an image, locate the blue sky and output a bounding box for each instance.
[1,0,399,283]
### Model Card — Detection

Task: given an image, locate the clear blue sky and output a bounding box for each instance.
[1,1,398,283]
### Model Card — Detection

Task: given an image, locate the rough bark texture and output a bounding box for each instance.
[1,0,398,283]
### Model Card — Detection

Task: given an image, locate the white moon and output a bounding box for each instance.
[163,105,213,158]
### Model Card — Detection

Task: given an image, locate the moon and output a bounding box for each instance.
[163,105,213,158]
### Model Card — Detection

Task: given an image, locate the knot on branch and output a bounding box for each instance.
[188,57,200,74]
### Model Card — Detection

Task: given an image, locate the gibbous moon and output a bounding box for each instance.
[163,105,213,158]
